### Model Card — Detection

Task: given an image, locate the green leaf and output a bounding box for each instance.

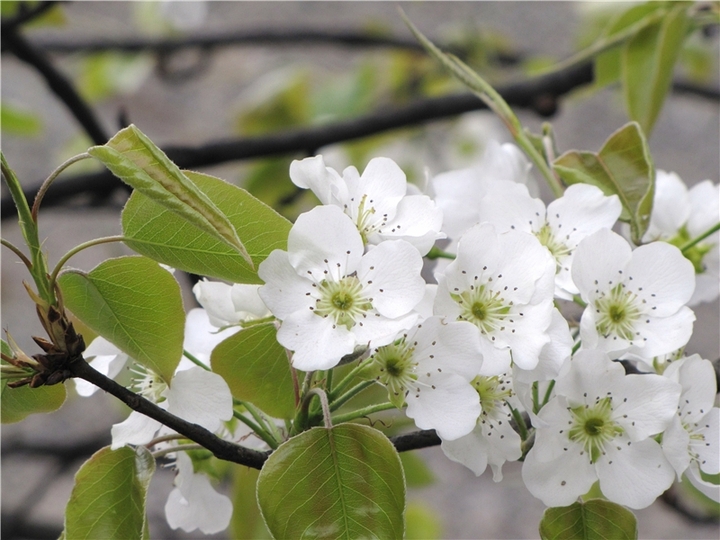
[89,125,252,265]
[231,465,272,540]
[65,446,155,540]
[211,323,296,419]
[539,499,637,540]
[405,502,442,540]
[622,5,690,135]
[1,102,42,136]
[122,170,291,284]
[1,340,66,424]
[58,256,184,382]
[399,451,435,487]
[553,122,654,244]
[594,2,667,88]
[257,424,405,539]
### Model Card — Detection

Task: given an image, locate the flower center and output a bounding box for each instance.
[668,226,713,274]
[535,223,570,271]
[314,275,372,330]
[371,339,417,407]
[472,375,513,417]
[567,397,623,463]
[130,363,168,403]
[594,284,642,341]
[452,284,511,335]
[352,194,387,244]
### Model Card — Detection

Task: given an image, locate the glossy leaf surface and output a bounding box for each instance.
[59,256,184,382]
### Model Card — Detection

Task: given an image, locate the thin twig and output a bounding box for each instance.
[1,61,594,220]
[2,28,108,145]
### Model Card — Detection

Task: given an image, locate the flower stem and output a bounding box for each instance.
[49,235,128,292]
[233,409,278,450]
[183,349,211,371]
[31,152,91,222]
[1,238,32,270]
[541,380,556,408]
[329,359,372,400]
[308,388,333,429]
[152,443,204,460]
[532,381,540,415]
[509,405,529,441]
[681,222,720,253]
[332,402,395,424]
[425,246,456,260]
[330,379,375,412]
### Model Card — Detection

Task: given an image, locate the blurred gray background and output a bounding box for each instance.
[2,2,719,539]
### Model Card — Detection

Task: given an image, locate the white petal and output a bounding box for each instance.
[258,250,315,320]
[645,171,690,240]
[352,311,417,350]
[627,307,695,359]
[345,157,407,221]
[375,194,444,255]
[414,318,483,381]
[515,308,572,384]
[406,371,480,440]
[624,242,695,316]
[287,206,363,280]
[547,184,621,246]
[84,336,124,357]
[693,407,720,475]
[192,280,239,327]
[111,411,161,449]
[687,180,720,235]
[555,349,622,405]
[503,299,553,371]
[522,440,596,508]
[231,283,271,320]
[686,464,720,503]
[165,453,233,535]
[74,350,129,397]
[613,372,681,440]
[596,437,675,509]
[662,415,692,478]
[664,355,718,423]
[289,155,346,206]
[572,229,632,303]
[167,368,233,432]
[183,308,239,366]
[477,180,542,234]
[441,427,489,477]
[278,309,354,370]
[358,240,425,318]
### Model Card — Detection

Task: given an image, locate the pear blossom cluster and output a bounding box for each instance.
[79,143,718,534]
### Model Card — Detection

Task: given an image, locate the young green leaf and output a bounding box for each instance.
[1,340,66,423]
[553,122,654,244]
[231,466,272,540]
[88,125,252,265]
[64,446,155,540]
[539,499,638,540]
[122,171,291,284]
[58,256,184,383]
[622,4,690,135]
[257,424,405,539]
[211,323,296,419]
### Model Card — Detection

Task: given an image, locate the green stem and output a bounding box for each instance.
[245,400,284,443]
[330,359,372,400]
[48,235,128,291]
[308,388,333,429]
[681,222,720,253]
[325,368,334,394]
[1,238,32,270]
[233,410,278,449]
[400,11,563,197]
[182,350,211,371]
[572,339,582,355]
[1,153,52,303]
[532,382,540,415]
[147,433,186,447]
[425,246,456,260]
[332,402,395,424]
[509,405,529,442]
[330,379,375,412]
[541,380,556,408]
[572,295,588,308]
[151,443,204,460]
[31,153,91,221]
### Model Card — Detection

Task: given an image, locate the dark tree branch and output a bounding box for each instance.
[672,79,720,101]
[67,357,442,471]
[1,61,593,220]
[0,1,59,32]
[2,28,109,145]
[660,484,720,524]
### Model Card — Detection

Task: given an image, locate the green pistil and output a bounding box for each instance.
[535,223,570,270]
[594,284,642,341]
[472,375,512,416]
[371,340,417,408]
[314,275,372,330]
[453,285,511,335]
[668,226,713,274]
[568,397,623,463]
[353,194,385,244]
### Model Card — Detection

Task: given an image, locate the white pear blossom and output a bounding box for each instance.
[661,355,719,502]
[434,222,556,373]
[165,452,233,535]
[643,171,719,305]
[441,371,522,481]
[572,228,696,359]
[193,279,271,328]
[368,317,482,440]
[258,205,425,371]
[289,155,443,255]
[522,349,681,509]
[430,140,536,247]
[477,182,621,298]
[73,337,130,397]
